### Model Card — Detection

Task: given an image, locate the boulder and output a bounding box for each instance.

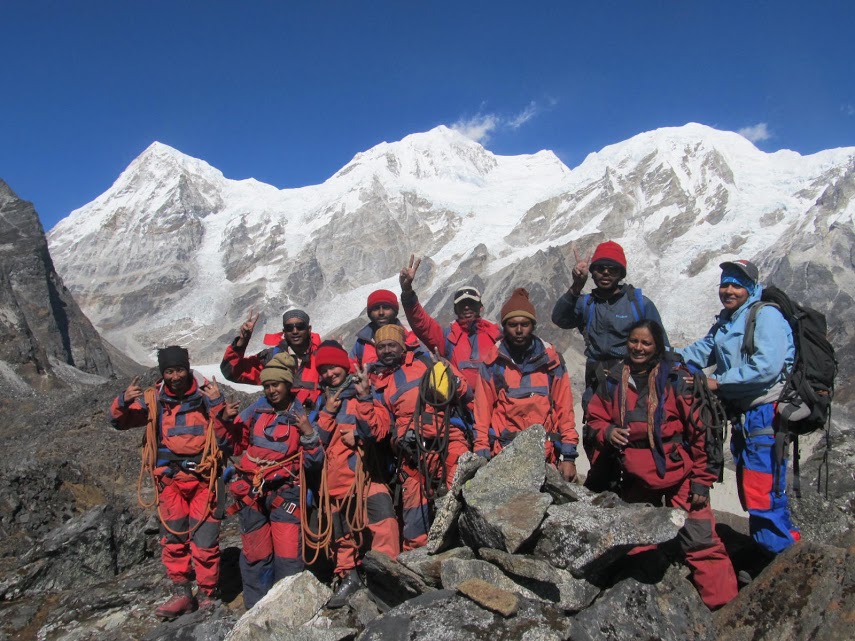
[361,550,434,607]
[439,558,537,600]
[398,546,475,586]
[226,571,336,641]
[534,502,685,577]
[715,541,855,641]
[478,548,600,611]
[456,579,519,617]
[459,425,552,553]
[426,452,486,553]
[356,589,574,641]
[571,565,715,641]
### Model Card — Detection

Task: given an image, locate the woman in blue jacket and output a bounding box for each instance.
[678,259,798,555]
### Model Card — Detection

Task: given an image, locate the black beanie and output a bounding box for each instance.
[158,346,190,374]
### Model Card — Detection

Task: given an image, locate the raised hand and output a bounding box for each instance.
[123,376,143,404]
[354,364,371,397]
[399,254,421,293]
[237,307,260,347]
[570,243,590,291]
[294,411,314,437]
[201,376,223,401]
[325,387,343,414]
[222,400,241,420]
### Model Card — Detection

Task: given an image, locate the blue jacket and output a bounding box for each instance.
[677,285,794,407]
[551,284,666,362]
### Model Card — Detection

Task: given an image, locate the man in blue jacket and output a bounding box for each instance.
[551,240,666,491]
[678,259,799,555]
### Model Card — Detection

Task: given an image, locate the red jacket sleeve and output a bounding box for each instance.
[354,395,392,442]
[473,366,496,454]
[586,386,617,449]
[220,339,267,385]
[401,291,448,356]
[549,366,579,458]
[109,394,148,430]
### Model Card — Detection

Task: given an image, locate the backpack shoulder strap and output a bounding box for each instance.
[582,294,596,343]
[742,301,780,355]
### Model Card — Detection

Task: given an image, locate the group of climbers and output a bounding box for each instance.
[110,240,801,618]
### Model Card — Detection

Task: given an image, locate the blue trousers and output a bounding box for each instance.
[731,403,800,554]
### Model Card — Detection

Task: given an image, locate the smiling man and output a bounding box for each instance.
[350,290,420,368]
[399,255,502,396]
[678,259,799,559]
[221,308,323,407]
[474,288,579,481]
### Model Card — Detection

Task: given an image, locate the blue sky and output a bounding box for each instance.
[2,1,853,230]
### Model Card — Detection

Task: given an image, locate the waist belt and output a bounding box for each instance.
[624,434,683,450]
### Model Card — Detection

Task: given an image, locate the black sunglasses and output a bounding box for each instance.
[284,322,308,331]
[591,264,620,275]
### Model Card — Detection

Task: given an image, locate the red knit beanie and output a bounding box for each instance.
[590,241,627,273]
[367,289,399,313]
[500,288,537,324]
[314,341,352,371]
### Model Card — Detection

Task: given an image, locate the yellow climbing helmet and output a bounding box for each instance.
[427,360,453,404]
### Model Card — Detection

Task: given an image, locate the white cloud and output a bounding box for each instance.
[737,123,772,143]
[451,113,500,144]
[507,102,538,129]
[842,104,855,117]
[451,100,546,142]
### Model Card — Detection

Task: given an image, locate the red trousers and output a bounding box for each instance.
[622,476,737,609]
[330,481,400,576]
[158,473,221,594]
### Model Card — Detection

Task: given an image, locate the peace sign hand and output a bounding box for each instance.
[326,387,343,414]
[399,254,421,293]
[238,307,261,344]
[123,376,143,404]
[570,243,591,293]
[354,364,372,397]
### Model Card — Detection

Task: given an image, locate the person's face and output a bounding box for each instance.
[376,340,404,367]
[719,282,750,312]
[454,299,482,323]
[590,262,622,291]
[283,320,311,349]
[162,367,190,395]
[627,327,657,366]
[503,317,535,349]
[263,380,292,407]
[319,364,348,387]
[368,304,397,327]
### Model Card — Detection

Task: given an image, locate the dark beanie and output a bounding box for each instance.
[158,346,190,374]
[282,309,310,326]
[500,288,537,324]
[314,340,352,371]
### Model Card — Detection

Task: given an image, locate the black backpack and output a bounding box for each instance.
[743,286,837,435]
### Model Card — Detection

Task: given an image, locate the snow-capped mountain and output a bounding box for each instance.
[47,124,855,395]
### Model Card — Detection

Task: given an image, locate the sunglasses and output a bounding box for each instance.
[591,264,620,275]
[284,322,308,332]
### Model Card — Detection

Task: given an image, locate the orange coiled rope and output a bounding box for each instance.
[301,444,371,565]
[136,387,223,537]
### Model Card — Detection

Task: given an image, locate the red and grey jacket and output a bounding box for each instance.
[373,350,469,445]
[220,332,323,406]
[110,372,232,469]
[314,381,392,498]
[401,290,502,393]
[349,321,421,369]
[474,338,578,461]
[586,360,716,494]
[231,397,324,485]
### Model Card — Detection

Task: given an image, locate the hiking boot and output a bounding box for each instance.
[326,569,363,609]
[196,589,221,611]
[155,583,198,620]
